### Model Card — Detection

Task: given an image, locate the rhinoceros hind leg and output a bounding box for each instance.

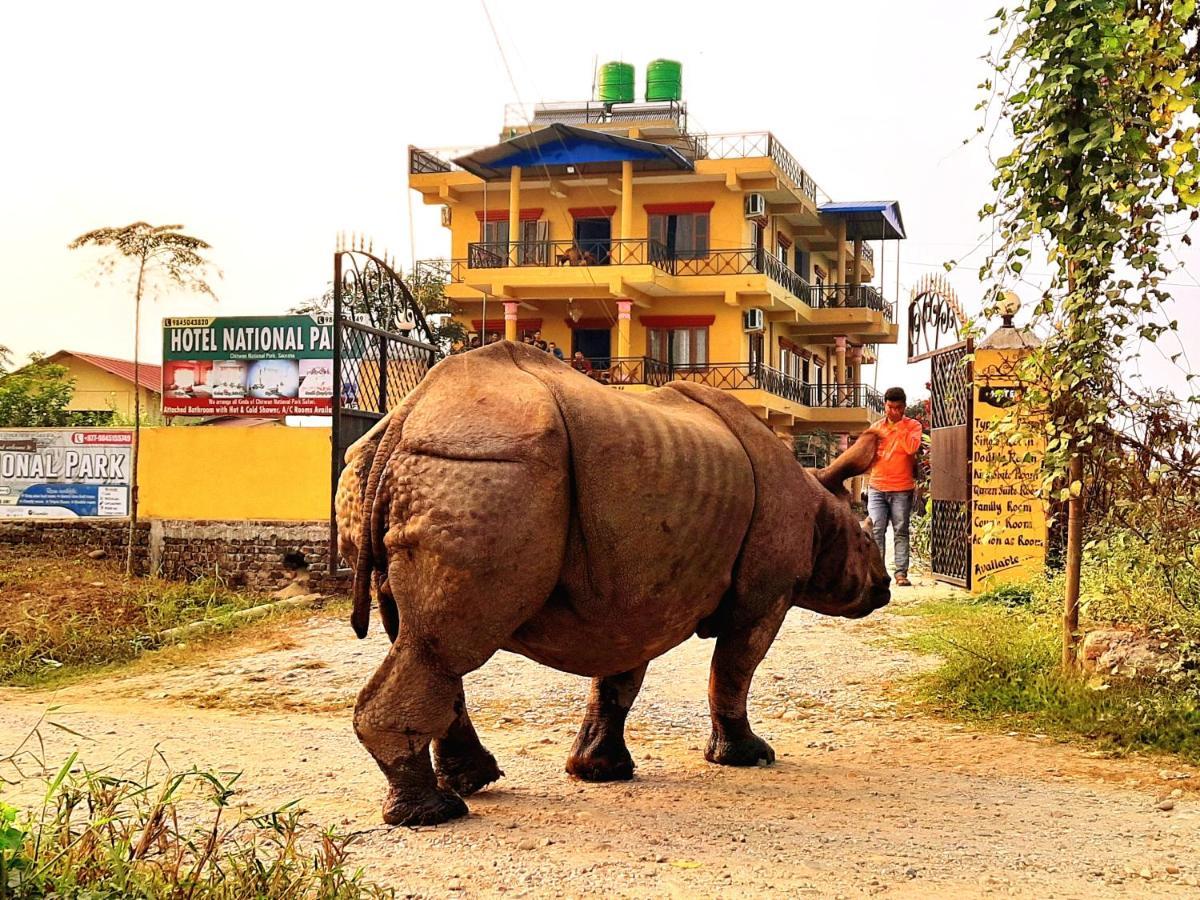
[434,691,503,796]
[566,664,648,782]
[704,601,788,768]
[355,641,469,826]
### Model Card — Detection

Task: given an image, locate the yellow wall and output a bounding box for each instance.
[139,427,330,521]
[61,358,161,420]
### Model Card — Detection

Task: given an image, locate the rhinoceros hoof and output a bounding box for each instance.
[436,752,504,797]
[705,732,776,767]
[565,751,636,782]
[382,786,468,827]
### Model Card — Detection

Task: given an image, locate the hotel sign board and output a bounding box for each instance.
[161,315,334,417]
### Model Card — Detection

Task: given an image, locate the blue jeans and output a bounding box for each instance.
[867,488,913,577]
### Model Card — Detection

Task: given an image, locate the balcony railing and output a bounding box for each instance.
[698,132,828,205]
[432,247,891,321]
[807,284,895,322]
[408,145,483,175]
[467,239,673,270]
[570,356,882,413]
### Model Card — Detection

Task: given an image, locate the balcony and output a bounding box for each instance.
[466,238,674,270]
[423,246,894,326]
[807,283,895,322]
[694,132,828,205]
[569,356,884,415]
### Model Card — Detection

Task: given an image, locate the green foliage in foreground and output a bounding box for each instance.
[1,754,393,899]
[902,593,1200,764]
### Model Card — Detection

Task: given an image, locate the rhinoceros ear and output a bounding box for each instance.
[861,516,874,533]
[816,431,879,493]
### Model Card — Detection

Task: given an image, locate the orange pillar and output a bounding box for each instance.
[621,161,634,243]
[503,301,519,342]
[836,220,848,289]
[508,166,521,265]
[617,300,632,357]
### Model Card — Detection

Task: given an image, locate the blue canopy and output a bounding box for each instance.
[818,201,906,241]
[454,124,693,181]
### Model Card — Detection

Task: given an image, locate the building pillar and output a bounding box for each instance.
[847,344,863,386]
[508,166,521,265]
[620,160,634,243]
[852,239,862,288]
[616,300,632,357]
[503,301,519,342]
[836,220,848,290]
[835,336,847,385]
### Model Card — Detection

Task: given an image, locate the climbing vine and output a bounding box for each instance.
[976,0,1200,663]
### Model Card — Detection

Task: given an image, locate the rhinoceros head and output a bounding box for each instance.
[798,432,891,619]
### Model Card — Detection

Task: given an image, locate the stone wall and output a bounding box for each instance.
[0,519,150,574]
[150,520,347,593]
[0,519,349,594]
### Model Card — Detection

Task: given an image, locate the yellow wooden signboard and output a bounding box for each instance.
[970,344,1049,591]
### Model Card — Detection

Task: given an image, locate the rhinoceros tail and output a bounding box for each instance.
[350,404,410,640]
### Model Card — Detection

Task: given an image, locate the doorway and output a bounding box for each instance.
[573,217,612,265]
[572,328,612,368]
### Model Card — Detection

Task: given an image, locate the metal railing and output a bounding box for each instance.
[504,99,689,133]
[807,284,895,322]
[569,356,881,413]
[408,145,483,175]
[571,356,673,387]
[466,239,674,270]
[804,382,885,414]
[760,253,815,304]
[430,248,891,322]
[698,132,826,204]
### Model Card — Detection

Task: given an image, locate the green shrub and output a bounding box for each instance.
[1,755,393,899]
[905,602,1200,762]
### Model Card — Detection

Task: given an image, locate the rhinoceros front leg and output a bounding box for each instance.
[705,601,788,767]
[566,663,648,782]
[354,640,468,826]
[433,687,503,797]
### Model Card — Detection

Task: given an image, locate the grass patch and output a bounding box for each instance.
[0,546,282,686]
[1,729,391,899]
[901,596,1200,763]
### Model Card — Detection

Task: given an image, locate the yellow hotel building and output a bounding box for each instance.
[410,82,904,448]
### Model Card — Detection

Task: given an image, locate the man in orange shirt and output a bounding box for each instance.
[865,386,923,586]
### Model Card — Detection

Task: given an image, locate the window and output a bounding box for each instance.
[648,213,710,260]
[648,327,708,366]
[748,332,764,368]
[794,248,811,281]
[517,219,549,265]
[481,219,508,246]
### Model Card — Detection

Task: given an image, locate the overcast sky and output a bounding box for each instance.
[1,0,1195,400]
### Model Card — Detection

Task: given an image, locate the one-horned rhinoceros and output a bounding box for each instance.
[336,341,888,826]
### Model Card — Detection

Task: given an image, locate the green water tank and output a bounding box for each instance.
[596,61,635,104]
[645,59,682,102]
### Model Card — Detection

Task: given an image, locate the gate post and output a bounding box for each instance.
[969,305,1047,592]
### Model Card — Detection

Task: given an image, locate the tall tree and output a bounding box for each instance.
[979,1,1199,667]
[69,223,219,575]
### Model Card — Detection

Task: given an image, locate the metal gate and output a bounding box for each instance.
[907,274,972,587]
[329,240,441,573]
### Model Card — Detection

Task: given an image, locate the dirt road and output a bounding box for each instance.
[1,581,1197,898]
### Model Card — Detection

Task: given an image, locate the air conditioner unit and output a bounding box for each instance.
[440,206,452,228]
[743,308,765,332]
[744,193,766,219]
